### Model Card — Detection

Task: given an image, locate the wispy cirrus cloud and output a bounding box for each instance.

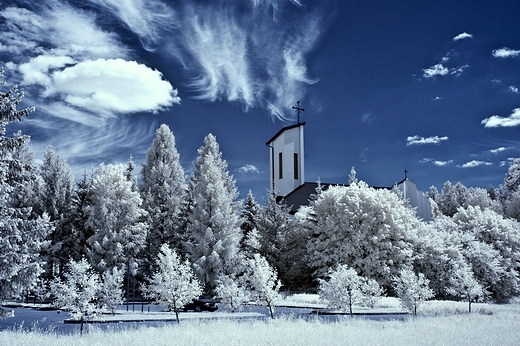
[407,135,449,146]
[457,160,492,168]
[488,146,513,154]
[481,108,520,128]
[453,32,473,41]
[492,47,520,58]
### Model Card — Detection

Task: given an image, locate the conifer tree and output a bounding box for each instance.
[185,134,243,292]
[0,68,52,302]
[140,124,187,268]
[86,163,148,275]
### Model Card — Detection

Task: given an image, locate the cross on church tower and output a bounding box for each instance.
[404,169,408,179]
[292,100,305,124]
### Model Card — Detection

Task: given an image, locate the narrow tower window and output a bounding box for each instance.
[294,153,299,179]
[278,152,283,179]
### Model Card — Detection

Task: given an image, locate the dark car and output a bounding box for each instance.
[182,296,218,312]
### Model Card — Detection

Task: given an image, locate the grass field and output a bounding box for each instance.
[1,298,519,346]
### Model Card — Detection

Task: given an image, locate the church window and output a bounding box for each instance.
[278,152,283,179]
[294,153,298,179]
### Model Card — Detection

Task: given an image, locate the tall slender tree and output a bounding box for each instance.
[185,134,243,292]
[140,124,187,269]
[0,68,52,302]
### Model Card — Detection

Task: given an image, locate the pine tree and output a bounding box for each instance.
[86,163,148,275]
[185,134,243,292]
[140,124,187,269]
[38,146,76,278]
[240,190,260,257]
[0,68,52,302]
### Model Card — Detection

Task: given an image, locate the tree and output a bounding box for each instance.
[0,68,52,302]
[318,265,362,316]
[86,163,148,275]
[240,190,260,257]
[185,134,243,291]
[245,254,282,319]
[305,182,417,287]
[50,258,100,334]
[359,277,385,309]
[38,146,76,278]
[214,274,249,313]
[141,244,202,323]
[392,268,434,316]
[99,267,124,315]
[140,124,187,269]
[505,158,520,192]
[446,263,487,313]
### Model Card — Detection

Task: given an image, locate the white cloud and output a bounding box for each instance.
[432,96,442,101]
[488,147,513,154]
[450,64,469,76]
[19,55,75,87]
[492,47,520,58]
[509,86,519,94]
[453,32,473,41]
[407,135,449,146]
[458,160,492,168]
[236,164,261,174]
[361,113,374,125]
[481,108,520,128]
[423,64,449,78]
[43,59,179,116]
[420,158,453,166]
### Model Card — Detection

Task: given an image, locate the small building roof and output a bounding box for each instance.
[265,122,306,146]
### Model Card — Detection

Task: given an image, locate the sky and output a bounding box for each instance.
[1,0,520,200]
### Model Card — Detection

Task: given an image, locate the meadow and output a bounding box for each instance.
[1,297,519,346]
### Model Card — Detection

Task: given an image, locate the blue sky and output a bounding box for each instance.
[1,0,519,199]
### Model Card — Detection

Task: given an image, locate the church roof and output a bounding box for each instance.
[265,122,306,146]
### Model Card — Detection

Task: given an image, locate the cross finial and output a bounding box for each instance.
[404,169,408,179]
[292,101,305,124]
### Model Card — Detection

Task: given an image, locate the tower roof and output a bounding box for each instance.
[265,122,306,146]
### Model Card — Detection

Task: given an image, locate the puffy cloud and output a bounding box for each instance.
[458,160,492,168]
[44,59,179,115]
[236,164,261,174]
[422,63,449,78]
[509,86,519,94]
[492,47,520,58]
[481,108,520,128]
[406,135,449,146]
[453,32,473,41]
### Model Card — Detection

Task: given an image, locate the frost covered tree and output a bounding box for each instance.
[99,267,124,315]
[51,258,100,334]
[447,263,487,313]
[86,163,148,275]
[141,244,202,323]
[140,124,187,269]
[0,68,52,302]
[38,146,76,278]
[319,265,362,316]
[305,182,417,286]
[504,158,520,192]
[185,134,243,291]
[214,274,249,313]
[240,190,260,257]
[245,254,282,319]
[453,206,520,302]
[392,268,434,316]
[359,277,385,309]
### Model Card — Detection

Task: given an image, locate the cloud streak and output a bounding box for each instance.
[453,32,473,41]
[407,135,449,146]
[457,160,492,168]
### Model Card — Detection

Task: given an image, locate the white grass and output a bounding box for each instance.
[1,299,519,346]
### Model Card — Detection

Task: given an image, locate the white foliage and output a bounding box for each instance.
[393,268,434,315]
[186,134,243,290]
[141,244,202,323]
[245,254,282,319]
[214,274,249,313]
[359,277,385,309]
[51,258,100,324]
[318,265,362,315]
[99,266,124,315]
[446,263,487,313]
[86,163,148,274]
[305,182,417,285]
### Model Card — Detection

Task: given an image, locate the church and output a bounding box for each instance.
[266,107,432,221]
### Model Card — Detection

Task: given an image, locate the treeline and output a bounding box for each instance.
[1,75,520,310]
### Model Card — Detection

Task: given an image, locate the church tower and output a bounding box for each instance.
[266,121,305,198]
